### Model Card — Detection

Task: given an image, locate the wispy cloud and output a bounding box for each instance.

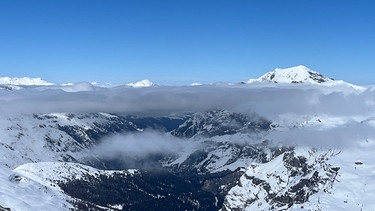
[91,130,188,159]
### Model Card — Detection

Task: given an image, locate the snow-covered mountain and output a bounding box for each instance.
[247,65,364,90]
[0,77,54,91]
[126,79,154,88]
[248,65,332,84]
[1,109,374,210]
[0,77,53,86]
[0,74,375,210]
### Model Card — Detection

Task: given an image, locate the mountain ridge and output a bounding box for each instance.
[0,77,54,86]
[1,110,375,210]
[247,65,332,84]
[246,65,365,91]
[0,66,366,89]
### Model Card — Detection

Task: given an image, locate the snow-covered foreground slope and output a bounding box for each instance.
[326,139,375,210]
[0,162,136,211]
[0,165,71,211]
[223,140,375,211]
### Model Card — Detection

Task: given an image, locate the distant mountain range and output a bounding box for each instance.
[0,77,156,89]
[0,70,374,210]
[0,66,364,90]
[0,77,54,86]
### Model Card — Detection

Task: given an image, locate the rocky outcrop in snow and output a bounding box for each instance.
[171,110,271,138]
[223,148,340,210]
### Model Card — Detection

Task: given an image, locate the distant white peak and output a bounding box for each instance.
[248,65,333,85]
[247,65,365,91]
[0,77,53,86]
[191,82,203,86]
[126,79,154,88]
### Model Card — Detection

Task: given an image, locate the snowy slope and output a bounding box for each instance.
[0,165,72,211]
[0,113,141,210]
[0,162,136,211]
[223,139,375,211]
[321,140,375,210]
[13,162,136,189]
[223,147,340,210]
[0,112,140,170]
[220,111,375,210]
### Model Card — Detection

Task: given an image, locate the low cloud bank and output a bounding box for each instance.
[266,121,375,148]
[2,84,375,148]
[1,84,374,168]
[0,85,374,119]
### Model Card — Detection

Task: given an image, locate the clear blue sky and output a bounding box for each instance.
[0,0,374,85]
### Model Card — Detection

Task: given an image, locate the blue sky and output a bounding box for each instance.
[0,0,374,85]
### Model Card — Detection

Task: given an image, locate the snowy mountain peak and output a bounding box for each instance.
[247,65,366,91]
[0,77,53,86]
[126,79,154,88]
[248,65,333,85]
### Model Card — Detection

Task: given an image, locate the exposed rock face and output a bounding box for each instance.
[223,148,340,210]
[0,205,11,211]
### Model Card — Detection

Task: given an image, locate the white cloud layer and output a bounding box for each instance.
[91,130,190,160]
[0,84,373,118]
[1,84,374,159]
